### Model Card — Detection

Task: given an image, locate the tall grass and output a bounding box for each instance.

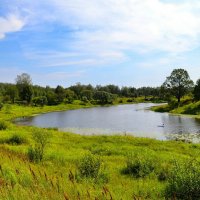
[122,150,159,178]
[165,159,200,200]
[0,104,199,199]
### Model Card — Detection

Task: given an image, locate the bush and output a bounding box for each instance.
[82,96,88,103]
[27,147,41,162]
[126,98,134,103]
[165,159,200,200]
[32,96,47,107]
[157,163,171,181]
[76,154,109,183]
[64,97,73,104]
[78,154,101,179]
[7,134,26,145]
[123,150,158,178]
[4,104,12,114]
[93,91,116,104]
[27,129,51,162]
[0,121,7,130]
[0,102,3,110]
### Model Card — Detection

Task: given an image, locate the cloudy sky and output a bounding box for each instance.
[0,0,200,87]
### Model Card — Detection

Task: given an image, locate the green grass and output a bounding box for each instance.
[152,97,200,117]
[0,103,199,199]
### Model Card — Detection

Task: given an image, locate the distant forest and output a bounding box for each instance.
[0,68,199,106]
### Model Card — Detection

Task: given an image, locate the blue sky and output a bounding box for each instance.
[0,0,200,88]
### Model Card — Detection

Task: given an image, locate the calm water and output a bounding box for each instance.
[17,103,200,140]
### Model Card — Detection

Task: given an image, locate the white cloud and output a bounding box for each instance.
[47,0,200,54]
[0,14,25,39]
[4,0,200,71]
[32,71,85,86]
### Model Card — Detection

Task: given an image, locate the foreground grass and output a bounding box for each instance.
[0,103,200,199]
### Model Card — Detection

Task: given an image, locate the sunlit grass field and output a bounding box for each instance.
[0,102,200,199]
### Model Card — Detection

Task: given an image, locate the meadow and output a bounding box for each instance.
[0,102,200,199]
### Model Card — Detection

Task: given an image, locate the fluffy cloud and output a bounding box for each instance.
[0,15,25,39]
[3,0,200,69]
[47,0,200,53]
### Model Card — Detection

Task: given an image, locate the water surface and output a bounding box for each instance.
[17,103,200,140]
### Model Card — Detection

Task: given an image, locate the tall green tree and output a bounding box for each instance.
[55,85,66,103]
[193,79,200,101]
[94,91,116,104]
[6,85,18,103]
[16,73,33,104]
[162,69,193,103]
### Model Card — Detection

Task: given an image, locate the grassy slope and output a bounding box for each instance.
[152,99,200,117]
[0,103,200,199]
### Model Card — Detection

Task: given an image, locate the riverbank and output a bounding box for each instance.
[151,100,200,118]
[0,103,200,199]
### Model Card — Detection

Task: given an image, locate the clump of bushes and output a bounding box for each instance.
[0,121,7,130]
[126,98,134,103]
[0,102,3,110]
[27,129,51,162]
[118,99,123,103]
[157,163,171,181]
[122,150,158,178]
[165,159,200,200]
[32,96,48,107]
[7,134,26,145]
[76,153,109,183]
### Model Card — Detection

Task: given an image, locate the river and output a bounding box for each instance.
[16,103,200,141]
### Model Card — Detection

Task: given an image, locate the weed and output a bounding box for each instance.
[165,159,200,200]
[76,153,109,183]
[122,150,158,178]
[78,154,101,179]
[7,134,26,145]
[27,129,51,162]
[0,121,7,130]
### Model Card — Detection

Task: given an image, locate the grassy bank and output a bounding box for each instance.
[151,98,200,117]
[0,103,200,199]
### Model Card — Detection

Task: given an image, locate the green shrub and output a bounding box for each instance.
[78,154,101,179]
[0,102,3,110]
[157,163,171,181]
[126,98,134,103]
[82,96,88,103]
[7,134,26,145]
[27,147,41,162]
[165,159,200,200]
[76,153,109,183]
[27,129,51,162]
[123,150,158,178]
[0,121,7,130]
[32,96,47,107]
[3,168,17,186]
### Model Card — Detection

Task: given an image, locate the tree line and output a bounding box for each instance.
[0,69,199,106]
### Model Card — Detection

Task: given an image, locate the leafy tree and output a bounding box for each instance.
[6,85,18,103]
[55,85,66,103]
[162,69,193,103]
[16,73,33,104]
[46,91,58,105]
[94,91,116,104]
[32,85,47,97]
[32,96,48,107]
[81,90,93,100]
[65,89,75,103]
[193,79,200,101]
[65,89,75,99]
